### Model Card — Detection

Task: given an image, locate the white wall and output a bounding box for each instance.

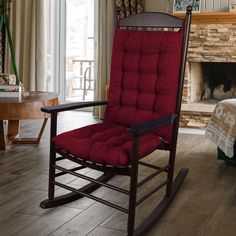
[145,0,230,13]
[145,0,167,12]
[201,0,229,12]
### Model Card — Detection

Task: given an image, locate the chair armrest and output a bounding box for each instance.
[41,101,107,113]
[128,114,177,135]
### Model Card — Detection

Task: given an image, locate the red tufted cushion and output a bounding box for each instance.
[53,123,162,166]
[104,29,183,142]
[53,29,183,166]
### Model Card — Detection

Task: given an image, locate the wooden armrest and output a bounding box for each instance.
[128,114,177,135]
[41,101,107,113]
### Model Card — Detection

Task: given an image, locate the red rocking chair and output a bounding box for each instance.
[40,7,192,236]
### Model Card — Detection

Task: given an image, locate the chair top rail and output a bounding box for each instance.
[119,12,183,28]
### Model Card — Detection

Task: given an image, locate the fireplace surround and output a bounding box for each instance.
[175,13,236,128]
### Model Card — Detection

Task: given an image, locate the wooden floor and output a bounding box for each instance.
[1,111,236,236]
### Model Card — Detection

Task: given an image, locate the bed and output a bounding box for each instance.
[205,99,236,165]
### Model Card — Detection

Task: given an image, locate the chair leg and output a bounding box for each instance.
[133,168,188,236]
[127,134,140,236]
[48,148,56,200]
[127,164,138,236]
[48,113,58,200]
[166,149,176,197]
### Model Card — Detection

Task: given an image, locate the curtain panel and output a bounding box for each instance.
[93,0,115,118]
[115,0,145,19]
[7,0,47,91]
[0,1,4,73]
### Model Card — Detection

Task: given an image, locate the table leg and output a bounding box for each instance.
[8,120,20,137]
[0,120,20,150]
[0,119,48,149]
[12,118,48,145]
[0,121,6,150]
[36,118,48,143]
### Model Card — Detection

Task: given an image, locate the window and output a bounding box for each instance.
[46,0,96,102]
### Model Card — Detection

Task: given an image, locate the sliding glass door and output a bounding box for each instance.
[66,0,95,102]
[46,0,96,103]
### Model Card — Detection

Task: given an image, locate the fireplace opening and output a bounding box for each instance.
[181,62,236,128]
[201,62,236,100]
[190,62,236,103]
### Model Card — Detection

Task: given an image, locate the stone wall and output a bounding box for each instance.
[180,112,212,129]
[188,24,236,63]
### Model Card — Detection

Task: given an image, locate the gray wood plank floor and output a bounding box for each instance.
[0,111,236,236]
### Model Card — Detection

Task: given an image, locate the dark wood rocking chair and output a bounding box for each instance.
[40,7,192,236]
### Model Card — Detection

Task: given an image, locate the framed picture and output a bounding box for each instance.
[173,0,201,13]
[229,0,236,12]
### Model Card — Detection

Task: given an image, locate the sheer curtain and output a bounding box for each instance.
[8,0,47,91]
[94,0,145,118]
[94,0,115,117]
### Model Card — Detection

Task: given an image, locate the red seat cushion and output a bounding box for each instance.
[53,123,162,166]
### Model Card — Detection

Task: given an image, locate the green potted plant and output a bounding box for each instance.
[0,0,20,96]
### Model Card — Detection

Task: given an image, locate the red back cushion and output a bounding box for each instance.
[104,29,183,142]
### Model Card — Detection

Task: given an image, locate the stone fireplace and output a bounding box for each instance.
[179,16,236,128]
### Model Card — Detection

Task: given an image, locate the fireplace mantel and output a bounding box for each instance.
[172,12,236,24]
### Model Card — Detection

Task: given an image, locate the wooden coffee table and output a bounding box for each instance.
[0,91,58,150]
